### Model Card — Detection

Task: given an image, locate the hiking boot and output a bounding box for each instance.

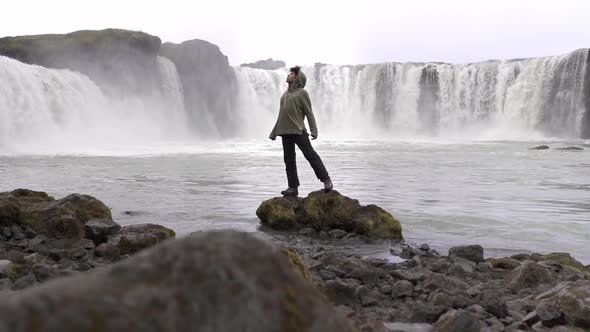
[281,187,299,196]
[323,178,333,193]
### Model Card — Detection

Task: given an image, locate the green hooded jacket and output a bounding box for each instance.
[269,71,318,139]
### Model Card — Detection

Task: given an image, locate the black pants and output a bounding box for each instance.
[281,134,329,188]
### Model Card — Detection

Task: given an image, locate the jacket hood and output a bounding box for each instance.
[292,71,307,89]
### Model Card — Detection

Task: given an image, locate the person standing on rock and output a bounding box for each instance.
[269,66,333,197]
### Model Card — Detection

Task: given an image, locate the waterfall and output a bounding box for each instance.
[233,49,589,140]
[0,55,189,153]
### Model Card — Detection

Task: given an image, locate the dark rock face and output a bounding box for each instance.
[240,58,286,70]
[0,29,163,97]
[257,191,402,240]
[84,218,121,245]
[448,245,484,263]
[0,231,356,332]
[160,40,238,137]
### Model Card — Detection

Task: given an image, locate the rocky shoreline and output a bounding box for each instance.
[1,189,588,331]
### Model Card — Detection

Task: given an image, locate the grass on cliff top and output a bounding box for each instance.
[0,29,161,61]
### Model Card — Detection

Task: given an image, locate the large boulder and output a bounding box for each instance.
[0,189,112,240]
[257,191,402,240]
[106,224,175,256]
[535,280,590,329]
[505,261,556,293]
[0,231,357,332]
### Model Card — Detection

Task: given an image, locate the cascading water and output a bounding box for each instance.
[233,49,589,140]
[0,55,189,153]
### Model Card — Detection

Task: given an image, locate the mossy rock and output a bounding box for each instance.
[0,29,161,65]
[256,197,302,230]
[54,194,112,224]
[110,224,176,255]
[0,196,22,225]
[22,205,84,240]
[301,190,362,231]
[487,257,521,270]
[353,205,403,240]
[281,247,311,282]
[19,193,111,240]
[257,190,403,240]
[530,252,585,270]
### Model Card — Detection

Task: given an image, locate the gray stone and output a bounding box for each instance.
[84,218,121,244]
[325,278,362,306]
[419,243,430,251]
[319,269,336,280]
[383,322,433,332]
[1,226,12,238]
[328,229,347,238]
[0,259,11,278]
[506,261,556,293]
[11,274,35,290]
[0,230,356,332]
[531,145,550,150]
[392,266,433,282]
[479,288,508,318]
[94,243,121,261]
[422,273,470,295]
[433,309,481,332]
[448,245,484,263]
[380,285,392,294]
[483,317,504,332]
[392,280,414,298]
[522,310,540,326]
[356,286,378,306]
[535,280,590,328]
[298,227,316,236]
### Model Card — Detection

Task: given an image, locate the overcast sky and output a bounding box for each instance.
[3,0,589,66]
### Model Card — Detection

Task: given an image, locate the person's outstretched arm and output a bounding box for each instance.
[301,90,318,139]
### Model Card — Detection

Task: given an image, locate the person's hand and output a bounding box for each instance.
[311,134,318,140]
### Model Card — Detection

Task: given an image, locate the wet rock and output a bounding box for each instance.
[479,288,508,318]
[298,227,316,236]
[448,245,484,263]
[523,310,541,326]
[433,309,481,332]
[329,229,347,238]
[94,243,121,261]
[392,266,433,283]
[391,280,414,298]
[383,322,433,332]
[535,280,590,329]
[408,300,446,323]
[325,278,362,306]
[419,243,430,251]
[84,218,121,244]
[531,145,550,150]
[0,259,11,278]
[483,316,504,331]
[530,252,585,270]
[506,261,556,293]
[488,257,521,270]
[107,223,175,255]
[11,274,35,290]
[422,273,470,295]
[0,230,356,332]
[356,286,379,307]
[256,196,301,230]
